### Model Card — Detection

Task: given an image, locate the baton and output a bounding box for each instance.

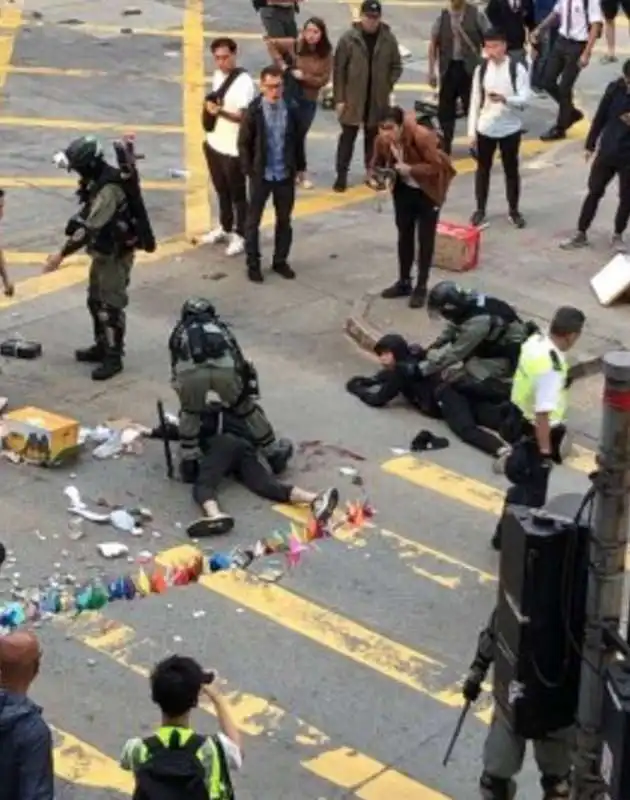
[442,700,471,767]
[156,399,174,480]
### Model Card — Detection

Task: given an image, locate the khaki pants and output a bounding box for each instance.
[87,251,134,310]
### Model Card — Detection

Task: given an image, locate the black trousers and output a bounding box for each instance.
[543,36,585,131]
[336,123,378,175]
[193,433,292,507]
[203,143,247,236]
[393,181,439,290]
[259,5,298,37]
[437,383,506,456]
[578,153,630,235]
[245,177,295,269]
[438,60,473,155]
[475,130,522,214]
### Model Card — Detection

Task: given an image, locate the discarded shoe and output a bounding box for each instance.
[410,430,449,452]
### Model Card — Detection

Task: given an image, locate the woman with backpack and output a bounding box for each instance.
[265,16,333,188]
[467,28,531,230]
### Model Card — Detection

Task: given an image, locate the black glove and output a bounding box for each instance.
[179,458,199,484]
[462,676,483,703]
[346,376,373,394]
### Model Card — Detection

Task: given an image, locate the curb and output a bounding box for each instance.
[344,294,604,382]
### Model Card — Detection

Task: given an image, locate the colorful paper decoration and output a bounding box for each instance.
[0,498,373,633]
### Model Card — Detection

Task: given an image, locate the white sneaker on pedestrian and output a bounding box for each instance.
[200,227,228,245]
[225,233,244,256]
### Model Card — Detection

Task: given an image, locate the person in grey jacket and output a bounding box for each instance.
[0,632,54,800]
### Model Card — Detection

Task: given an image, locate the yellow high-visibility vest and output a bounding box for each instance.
[510,334,568,426]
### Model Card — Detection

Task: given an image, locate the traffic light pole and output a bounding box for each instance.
[573,351,630,800]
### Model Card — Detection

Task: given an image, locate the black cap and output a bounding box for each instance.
[360,0,382,15]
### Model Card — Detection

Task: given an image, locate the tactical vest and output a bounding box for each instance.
[436,4,483,77]
[85,165,134,255]
[169,318,234,372]
[510,335,568,425]
[459,297,521,362]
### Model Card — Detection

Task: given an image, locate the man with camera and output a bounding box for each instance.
[200,38,257,258]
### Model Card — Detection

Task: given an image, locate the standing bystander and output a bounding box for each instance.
[428,0,488,156]
[258,0,300,38]
[534,0,602,141]
[561,60,630,251]
[485,0,536,64]
[601,0,630,63]
[332,0,402,192]
[266,17,333,188]
[530,0,559,92]
[238,65,306,283]
[200,38,257,257]
[370,107,456,307]
[0,631,54,800]
[0,190,14,297]
[468,28,531,228]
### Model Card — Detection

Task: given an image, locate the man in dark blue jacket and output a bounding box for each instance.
[561,60,630,251]
[0,631,54,800]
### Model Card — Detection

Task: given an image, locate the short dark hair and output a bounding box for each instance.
[484,27,506,42]
[210,37,237,53]
[550,306,586,336]
[379,106,404,126]
[150,655,205,717]
[260,64,284,82]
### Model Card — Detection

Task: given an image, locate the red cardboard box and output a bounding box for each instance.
[434,221,481,272]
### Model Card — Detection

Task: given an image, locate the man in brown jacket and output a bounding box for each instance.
[332,0,402,192]
[370,107,456,308]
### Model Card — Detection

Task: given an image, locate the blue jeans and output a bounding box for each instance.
[531,27,558,90]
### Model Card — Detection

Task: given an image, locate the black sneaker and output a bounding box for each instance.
[381,280,411,299]
[272,263,296,279]
[540,125,565,142]
[311,487,339,526]
[470,209,486,227]
[559,231,588,250]
[247,266,264,283]
[508,211,526,229]
[409,285,427,308]
[333,175,347,193]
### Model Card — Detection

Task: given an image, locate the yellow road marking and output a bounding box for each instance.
[57,614,452,798]
[0,176,184,191]
[52,726,132,793]
[0,116,182,134]
[0,7,22,29]
[3,65,110,77]
[565,444,596,474]
[182,0,209,236]
[0,7,21,104]
[51,23,264,40]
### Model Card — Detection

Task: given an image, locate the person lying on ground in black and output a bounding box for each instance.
[150,409,338,538]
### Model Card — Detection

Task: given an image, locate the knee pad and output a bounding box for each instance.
[98,305,125,330]
[480,772,517,800]
[541,774,571,799]
[87,297,101,316]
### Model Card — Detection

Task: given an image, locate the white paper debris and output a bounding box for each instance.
[97,542,130,559]
[339,466,359,477]
[390,447,409,455]
[110,508,138,533]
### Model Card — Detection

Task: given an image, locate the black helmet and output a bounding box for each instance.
[180,297,216,322]
[64,136,104,173]
[427,281,470,322]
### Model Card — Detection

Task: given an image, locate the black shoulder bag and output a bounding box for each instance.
[202,68,246,133]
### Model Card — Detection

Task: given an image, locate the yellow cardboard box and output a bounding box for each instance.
[2,406,80,465]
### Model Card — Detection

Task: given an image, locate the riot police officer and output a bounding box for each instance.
[44,135,154,381]
[491,305,585,550]
[169,298,293,482]
[464,610,574,799]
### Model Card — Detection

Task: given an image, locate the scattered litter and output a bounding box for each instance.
[390,447,409,455]
[136,550,153,563]
[120,27,134,34]
[122,7,142,15]
[339,466,358,478]
[89,422,146,459]
[87,659,97,667]
[173,635,183,643]
[192,610,206,619]
[168,168,189,179]
[110,508,140,534]
[34,530,46,542]
[65,486,146,535]
[97,542,129,559]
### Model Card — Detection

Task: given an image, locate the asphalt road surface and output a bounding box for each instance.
[0,0,613,798]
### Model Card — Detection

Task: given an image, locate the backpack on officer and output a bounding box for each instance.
[120,656,242,800]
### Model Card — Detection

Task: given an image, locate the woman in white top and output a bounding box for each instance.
[467,27,530,228]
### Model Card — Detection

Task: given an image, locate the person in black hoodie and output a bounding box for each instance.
[561,59,630,251]
[485,0,536,62]
[0,631,54,800]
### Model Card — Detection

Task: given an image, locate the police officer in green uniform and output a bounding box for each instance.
[44,136,143,381]
[169,298,293,482]
[491,305,585,550]
[463,610,574,799]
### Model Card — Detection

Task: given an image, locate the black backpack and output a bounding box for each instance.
[478,56,519,105]
[132,732,210,800]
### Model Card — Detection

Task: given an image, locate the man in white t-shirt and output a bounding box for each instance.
[201,38,257,256]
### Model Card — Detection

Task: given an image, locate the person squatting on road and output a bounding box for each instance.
[169,298,294,483]
[463,610,574,800]
[561,59,630,252]
[491,305,585,550]
[428,0,488,156]
[120,655,242,799]
[370,107,456,309]
[238,64,306,283]
[266,16,333,189]
[468,28,531,229]
[44,135,154,381]
[201,37,257,258]
[0,631,54,800]
[153,406,339,538]
[332,0,402,192]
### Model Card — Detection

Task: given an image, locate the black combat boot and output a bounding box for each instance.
[75,306,106,363]
[91,324,123,381]
[480,772,517,800]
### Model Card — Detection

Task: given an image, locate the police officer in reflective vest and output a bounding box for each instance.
[491,305,585,550]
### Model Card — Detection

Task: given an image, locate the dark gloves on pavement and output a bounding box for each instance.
[462,675,483,703]
[179,458,199,484]
[346,376,374,395]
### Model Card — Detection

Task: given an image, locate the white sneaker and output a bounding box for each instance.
[225,234,244,257]
[200,227,227,245]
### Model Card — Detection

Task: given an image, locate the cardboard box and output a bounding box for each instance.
[434,221,481,272]
[2,406,80,465]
